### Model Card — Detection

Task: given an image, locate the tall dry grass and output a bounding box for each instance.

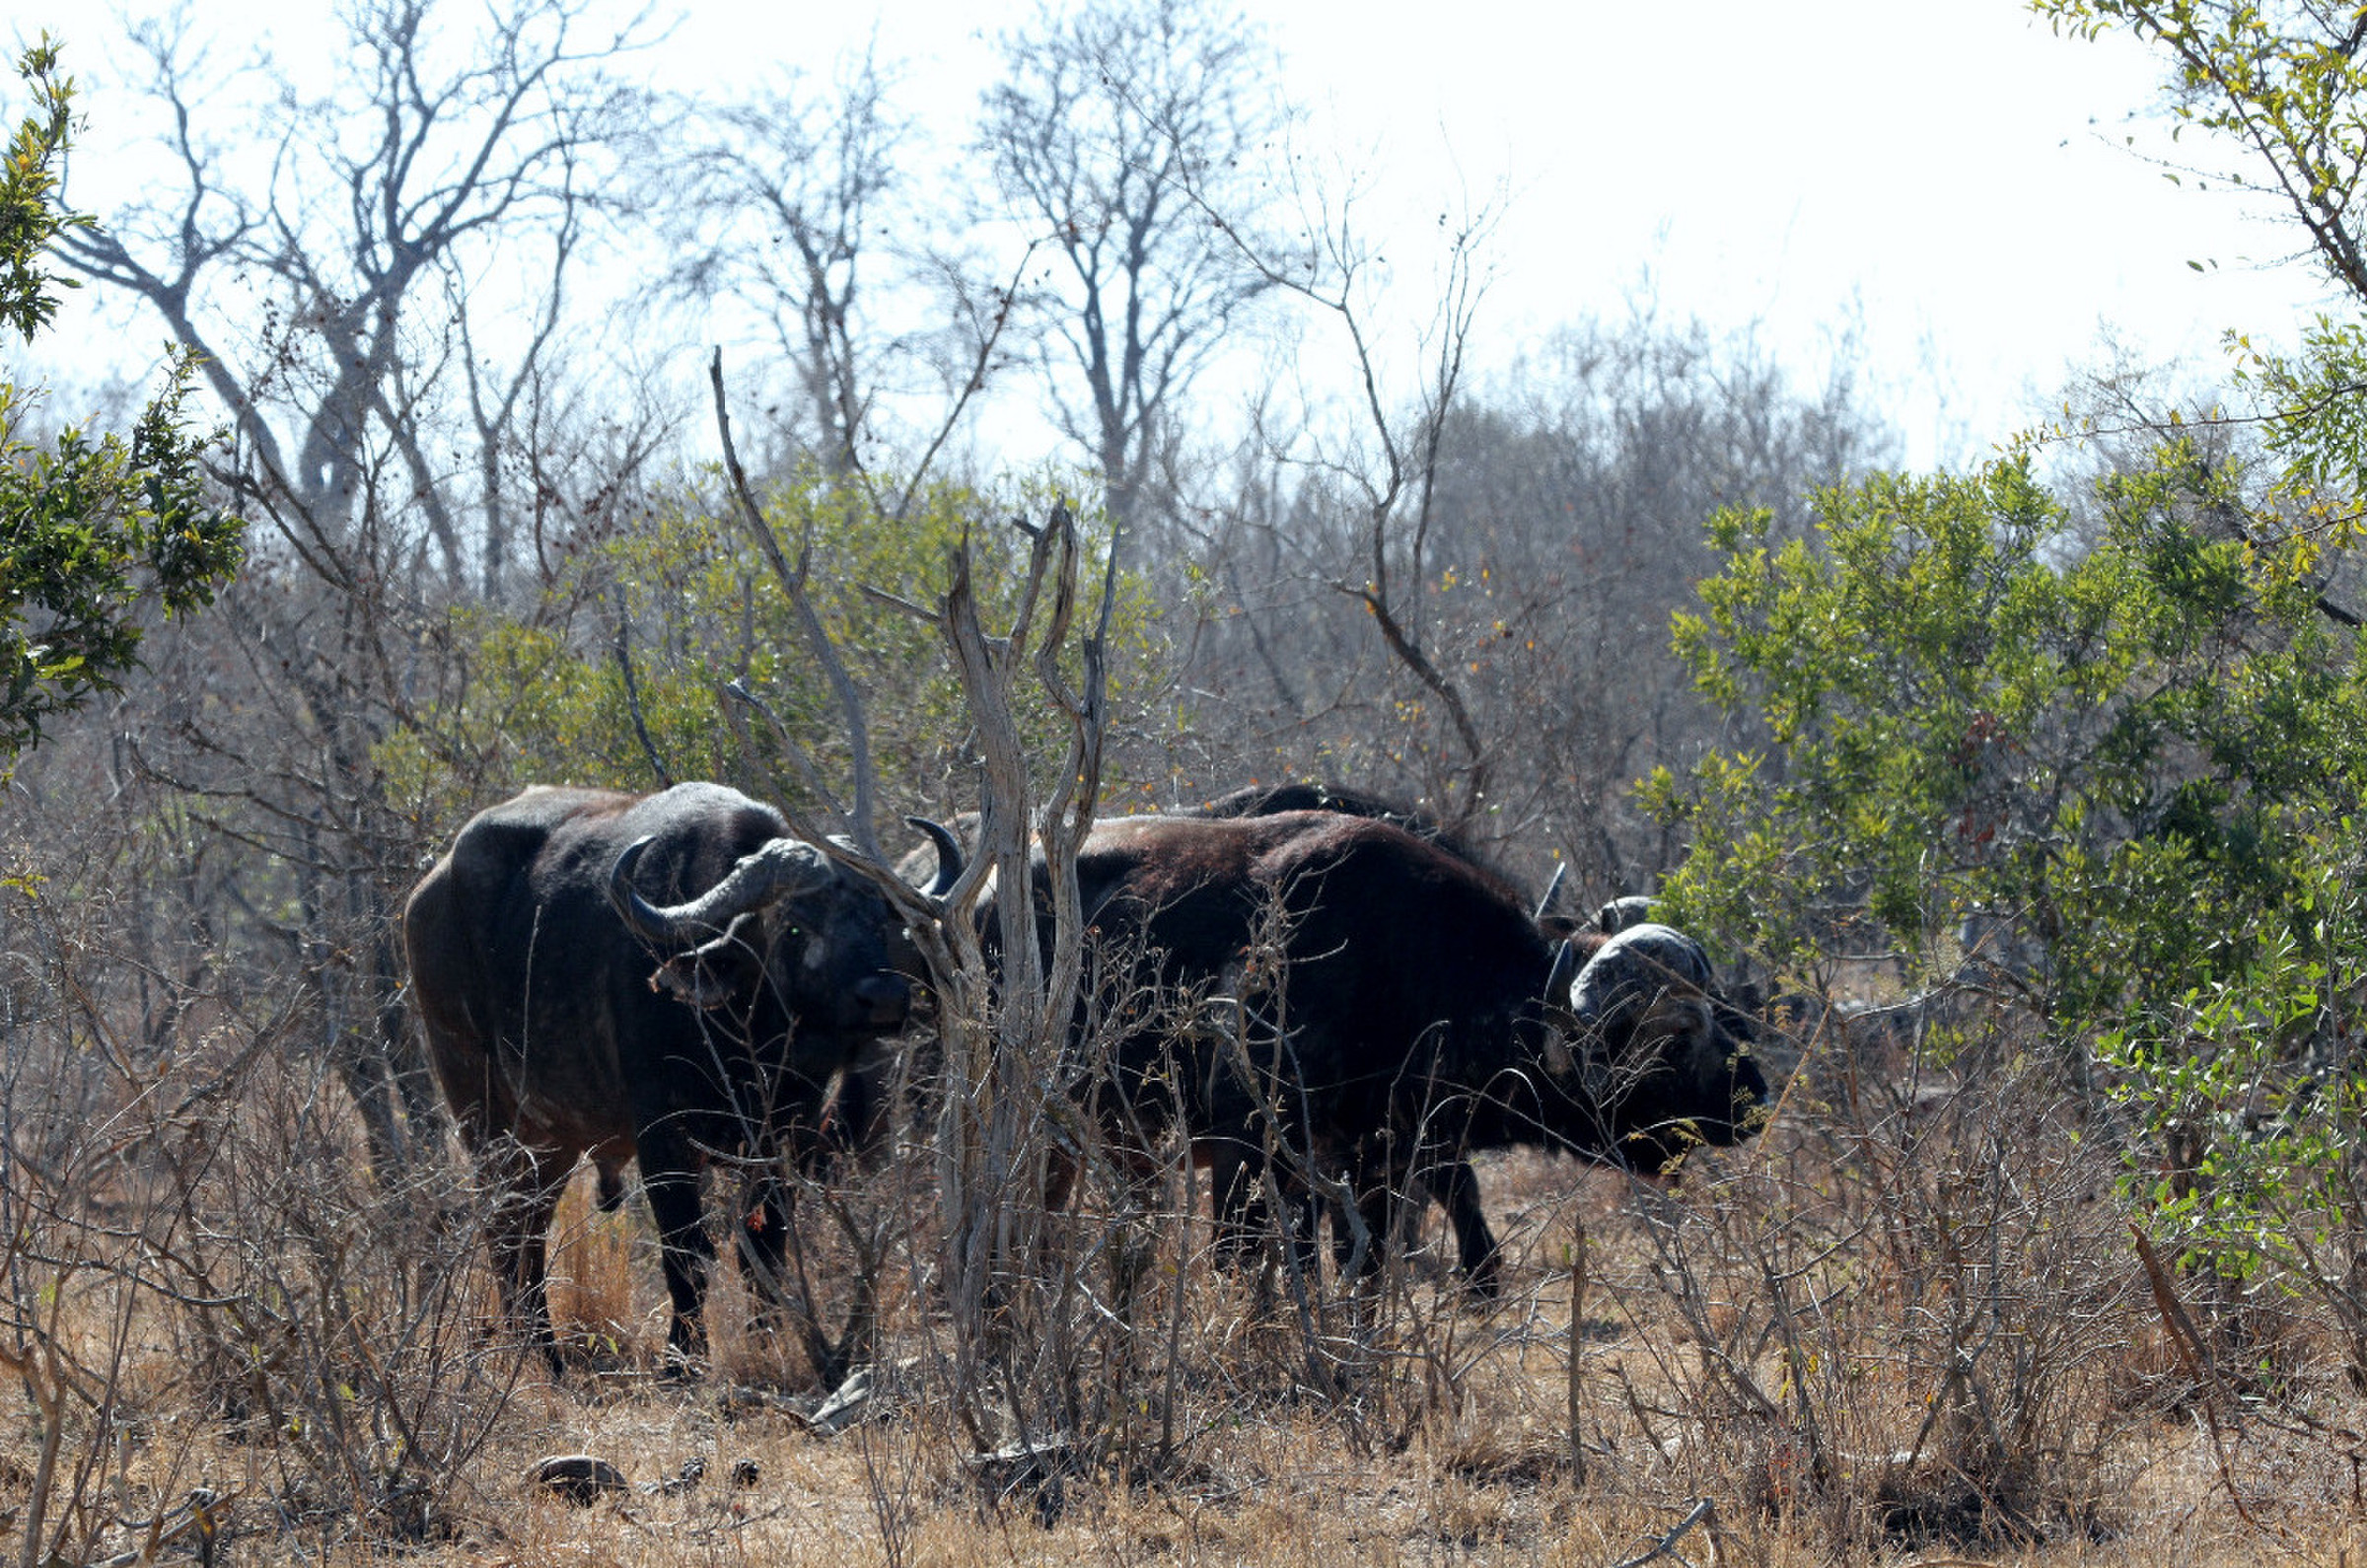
[10,902,2367,1567]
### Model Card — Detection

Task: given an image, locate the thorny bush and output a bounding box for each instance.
[0,851,525,1564]
[1582,1020,2163,1551]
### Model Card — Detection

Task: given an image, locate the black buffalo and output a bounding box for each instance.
[975,809,1766,1289]
[1184,788,1767,1285]
[1186,781,1494,868]
[404,783,933,1368]
[1180,783,1535,1279]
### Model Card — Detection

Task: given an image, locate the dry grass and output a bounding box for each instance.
[11,1024,2367,1568]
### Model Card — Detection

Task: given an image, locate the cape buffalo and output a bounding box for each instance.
[970,809,1766,1290]
[1186,780,1495,869]
[404,782,934,1369]
[1185,790,1763,1286]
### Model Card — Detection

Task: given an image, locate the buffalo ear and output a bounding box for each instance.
[650,921,759,1009]
[1542,1033,1577,1078]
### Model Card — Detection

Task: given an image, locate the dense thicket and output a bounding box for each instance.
[17,0,2367,1561]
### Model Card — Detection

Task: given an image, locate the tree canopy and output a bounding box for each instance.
[0,38,241,760]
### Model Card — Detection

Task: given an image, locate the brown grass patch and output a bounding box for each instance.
[11,1024,2367,1568]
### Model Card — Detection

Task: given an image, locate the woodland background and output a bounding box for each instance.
[10,2,2367,1563]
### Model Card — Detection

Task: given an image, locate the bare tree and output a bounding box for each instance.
[673,47,904,476]
[708,348,1124,1445]
[49,0,665,1177]
[980,0,1281,532]
[58,0,651,600]
[1415,317,1893,884]
[1164,232,1893,890]
[1160,147,1504,828]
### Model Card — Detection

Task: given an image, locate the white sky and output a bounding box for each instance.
[13,0,2347,471]
[677,0,2346,467]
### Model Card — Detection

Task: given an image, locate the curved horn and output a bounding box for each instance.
[1596,894,1662,935]
[609,835,832,948]
[905,815,966,898]
[1541,937,1583,1078]
[1544,937,1581,1012]
[1533,861,1569,924]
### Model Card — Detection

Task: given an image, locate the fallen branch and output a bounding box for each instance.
[1608,1496,1722,1568]
[2130,1224,2267,1535]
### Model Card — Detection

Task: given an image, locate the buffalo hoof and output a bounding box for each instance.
[658,1341,708,1384]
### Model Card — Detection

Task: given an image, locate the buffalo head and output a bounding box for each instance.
[609,832,917,1036]
[1539,921,1767,1172]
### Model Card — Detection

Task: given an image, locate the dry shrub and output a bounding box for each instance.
[24,757,2362,1565]
[1582,1033,2162,1551]
[135,1040,526,1549]
[0,849,527,1562]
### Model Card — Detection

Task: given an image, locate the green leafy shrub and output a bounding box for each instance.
[384,465,1161,829]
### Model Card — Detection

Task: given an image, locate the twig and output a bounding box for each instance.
[611,589,673,790]
[93,1487,228,1568]
[1567,1216,1589,1484]
[722,679,839,831]
[2130,1224,2266,1532]
[708,348,881,856]
[892,243,1035,525]
[1608,1496,1722,1568]
[857,582,941,624]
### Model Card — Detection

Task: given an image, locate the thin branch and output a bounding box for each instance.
[892,242,1037,524]
[1608,1497,1722,1568]
[708,348,882,855]
[720,678,835,831]
[2132,1223,2264,1531]
[610,590,672,790]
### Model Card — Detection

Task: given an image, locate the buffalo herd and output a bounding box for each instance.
[403,779,1768,1369]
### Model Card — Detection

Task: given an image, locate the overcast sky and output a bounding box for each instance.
[679,0,2348,465]
[16,0,2346,471]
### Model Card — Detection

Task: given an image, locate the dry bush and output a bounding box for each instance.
[0,838,531,1565]
[1580,1033,2163,1552]
[158,1053,527,1539]
[15,752,2367,1565]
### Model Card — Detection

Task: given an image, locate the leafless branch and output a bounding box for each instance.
[709,348,882,855]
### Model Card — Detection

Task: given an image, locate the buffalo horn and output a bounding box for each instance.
[1541,937,1583,1077]
[905,815,966,897]
[1533,861,1569,924]
[1544,935,1580,1005]
[609,834,833,947]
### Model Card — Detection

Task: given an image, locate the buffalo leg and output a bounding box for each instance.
[592,1157,628,1211]
[1424,1157,1501,1295]
[1208,1136,1326,1287]
[1323,1134,1395,1284]
[636,1129,716,1372]
[483,1149,571,1373]
[1330,1166,1394,1284]
[1334,1155,1500,1295]
[733,1167,794,1336]
[1206,1138,1265,1267]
